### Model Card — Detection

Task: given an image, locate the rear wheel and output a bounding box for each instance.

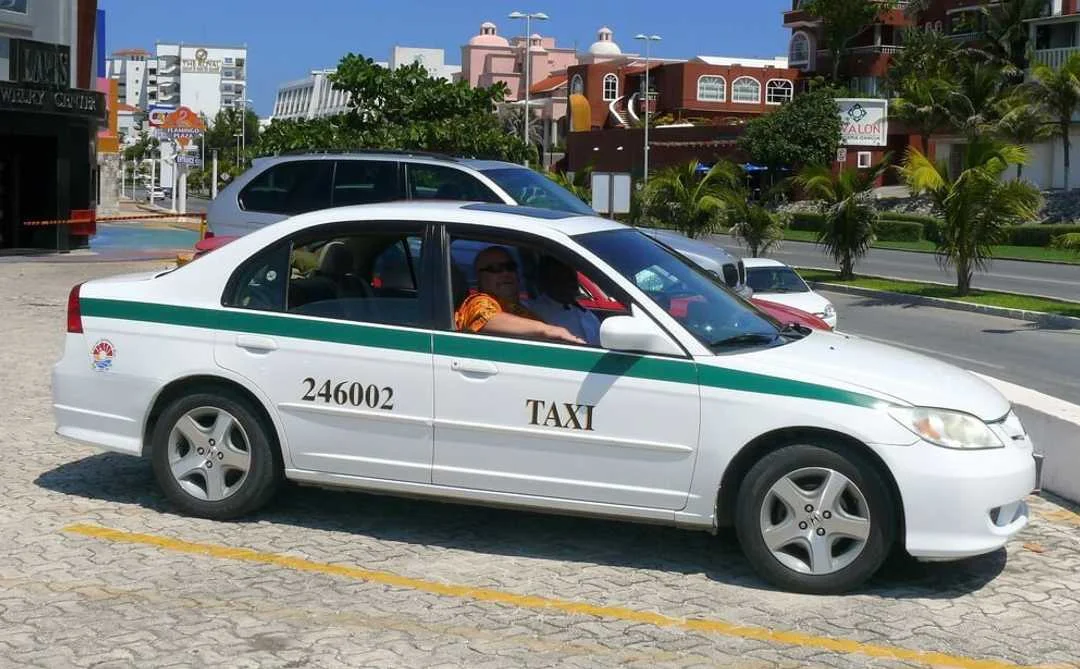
[150,390,281,519]
[734,443,896,594]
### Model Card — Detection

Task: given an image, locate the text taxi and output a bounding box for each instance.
[52,202,1039,594]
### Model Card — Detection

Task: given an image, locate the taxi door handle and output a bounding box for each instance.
[236,334,278,352]
[451,359,498,377]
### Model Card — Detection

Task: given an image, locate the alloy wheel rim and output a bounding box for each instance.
[758,466,871,576]
[167,406,251,502]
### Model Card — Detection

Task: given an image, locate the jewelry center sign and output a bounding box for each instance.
[837,98,887,147]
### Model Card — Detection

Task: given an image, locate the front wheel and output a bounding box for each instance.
[150,389,281,520]
[734,443,896,594]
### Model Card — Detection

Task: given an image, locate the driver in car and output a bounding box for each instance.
[455,245,584,345]
[527,255,602,346]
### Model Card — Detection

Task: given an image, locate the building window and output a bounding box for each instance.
[570,74,584,96]
[697,75,726,102]
[857,151,872,168]
[602,73,619,101]
[789,32,810,65]
[732,77,761,104]
[766,79,793,105]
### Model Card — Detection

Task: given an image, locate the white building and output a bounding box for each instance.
[271,46,460,121]
[149,42,248,120]
[106,48,151,108]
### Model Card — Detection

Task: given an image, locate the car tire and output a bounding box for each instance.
[150,389,281,520]
[734,443,896,595]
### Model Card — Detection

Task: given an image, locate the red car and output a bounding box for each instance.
[189,236,831,331]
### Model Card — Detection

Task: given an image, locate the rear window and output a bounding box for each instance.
[239,160,333,215]
[333,160,401,206]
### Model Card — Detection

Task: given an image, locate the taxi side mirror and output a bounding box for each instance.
[599,313,682,357]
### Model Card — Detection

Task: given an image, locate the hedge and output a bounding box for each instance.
[1003,224,1080,247]
[789,212,825,232]
[873,219,924,242]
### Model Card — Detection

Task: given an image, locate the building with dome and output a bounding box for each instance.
[460,21,577,101]
[582,27,622,63]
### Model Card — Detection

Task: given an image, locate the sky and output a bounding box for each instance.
[99,0,792,118]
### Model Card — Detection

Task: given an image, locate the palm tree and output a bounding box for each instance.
[993,98,1055,179]
[900,140,1042,295]
[795,162,887,280]
[947,60,1008,138]
[1052,233,1080,253]
[1022,53,1080,190]
[890,76,956,156]
[545,168,591,203]
[644,161,735,239]
[726,203,786,258]
[974,0,1046,82]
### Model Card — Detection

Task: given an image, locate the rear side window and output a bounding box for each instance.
[407,164,502,203]
[239,161,333,214]
[333,160,401,206]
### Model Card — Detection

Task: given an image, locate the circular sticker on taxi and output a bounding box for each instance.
[90,339,116,371]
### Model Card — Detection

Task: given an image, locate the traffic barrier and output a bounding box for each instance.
[21,211,207,227]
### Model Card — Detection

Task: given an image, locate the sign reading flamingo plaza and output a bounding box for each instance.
[836,98,888,147]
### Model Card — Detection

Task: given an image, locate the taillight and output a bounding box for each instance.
[67,283,84,333]
[204,230,215,239]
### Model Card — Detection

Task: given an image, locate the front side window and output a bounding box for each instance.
[732,77,761,104]
[746,266,810,294]
[333,160,401,206]
[602,73,619,101]
[407,164,502,203]
[238,160,333,214]
[478,167,596,215]
[224,229,430,328]
[697,75,726,102]
[577,229,791,352]
[766,79,794,105]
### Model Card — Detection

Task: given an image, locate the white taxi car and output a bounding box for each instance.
[52,202,1039,594]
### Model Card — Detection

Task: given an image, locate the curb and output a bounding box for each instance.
[808,280,1080,330]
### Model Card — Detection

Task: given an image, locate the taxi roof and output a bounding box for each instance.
[276,200,626,239]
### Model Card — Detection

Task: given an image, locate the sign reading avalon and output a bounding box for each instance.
[836,98,888,147]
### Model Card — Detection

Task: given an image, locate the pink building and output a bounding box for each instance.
[461,23,629,164]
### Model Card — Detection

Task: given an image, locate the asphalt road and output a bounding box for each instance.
[711,236,1080,302]
[822,289,1080,404]
[130,187,210,214]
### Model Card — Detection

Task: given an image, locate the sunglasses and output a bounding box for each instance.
[478,261,518,274]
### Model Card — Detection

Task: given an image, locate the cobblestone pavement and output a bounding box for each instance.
[2,260,1080,669]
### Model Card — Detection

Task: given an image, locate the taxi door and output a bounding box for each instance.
[431,227,701,511]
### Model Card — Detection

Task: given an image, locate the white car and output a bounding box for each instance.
[52,201,1039,594]
[743,257,838,328]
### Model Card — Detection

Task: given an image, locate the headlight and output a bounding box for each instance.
[823,303,836,318]
[888,407,1004,450]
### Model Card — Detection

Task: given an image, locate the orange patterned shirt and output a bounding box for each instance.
[455,293,542,333]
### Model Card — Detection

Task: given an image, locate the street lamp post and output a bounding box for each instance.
[509,11,548,166]
[634,34,661,184]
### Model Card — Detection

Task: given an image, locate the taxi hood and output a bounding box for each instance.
[721,330,1010,421]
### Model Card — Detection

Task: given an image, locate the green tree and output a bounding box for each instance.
[643,161,731,239]
[545,167,591,203]
[739,87,843,175]
[122,129,158,163]
[726,202,787,258]
[890,76,956,155]
[795,162,888,279]
[900,140,1042,294]
[802,0,897,82]
[885,27,958,94]
[252,55,529,163]
[974,0,1046,83]
[1022,54,1080,191]
[993,96,1054,179]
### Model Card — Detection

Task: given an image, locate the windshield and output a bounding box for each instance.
[576,229,799,352]
[480,167,597,216]
[746,266,810,294]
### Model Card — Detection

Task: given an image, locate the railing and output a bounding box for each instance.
[1033,46,1080,70]
[847,45,903,55]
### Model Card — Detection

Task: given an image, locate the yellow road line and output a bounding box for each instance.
[63,523,1054,669]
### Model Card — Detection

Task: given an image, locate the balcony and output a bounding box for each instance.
[1034,46,1080,70]
[847,44,903,55]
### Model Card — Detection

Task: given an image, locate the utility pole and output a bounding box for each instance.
[634,34,661,185]
[212,149,219,199]
[509,11,548,167]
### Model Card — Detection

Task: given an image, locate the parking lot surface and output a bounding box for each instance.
[2,260,1080,668]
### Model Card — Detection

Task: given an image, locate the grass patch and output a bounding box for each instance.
[781,230,1080,264]
[798,269,1080,318]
